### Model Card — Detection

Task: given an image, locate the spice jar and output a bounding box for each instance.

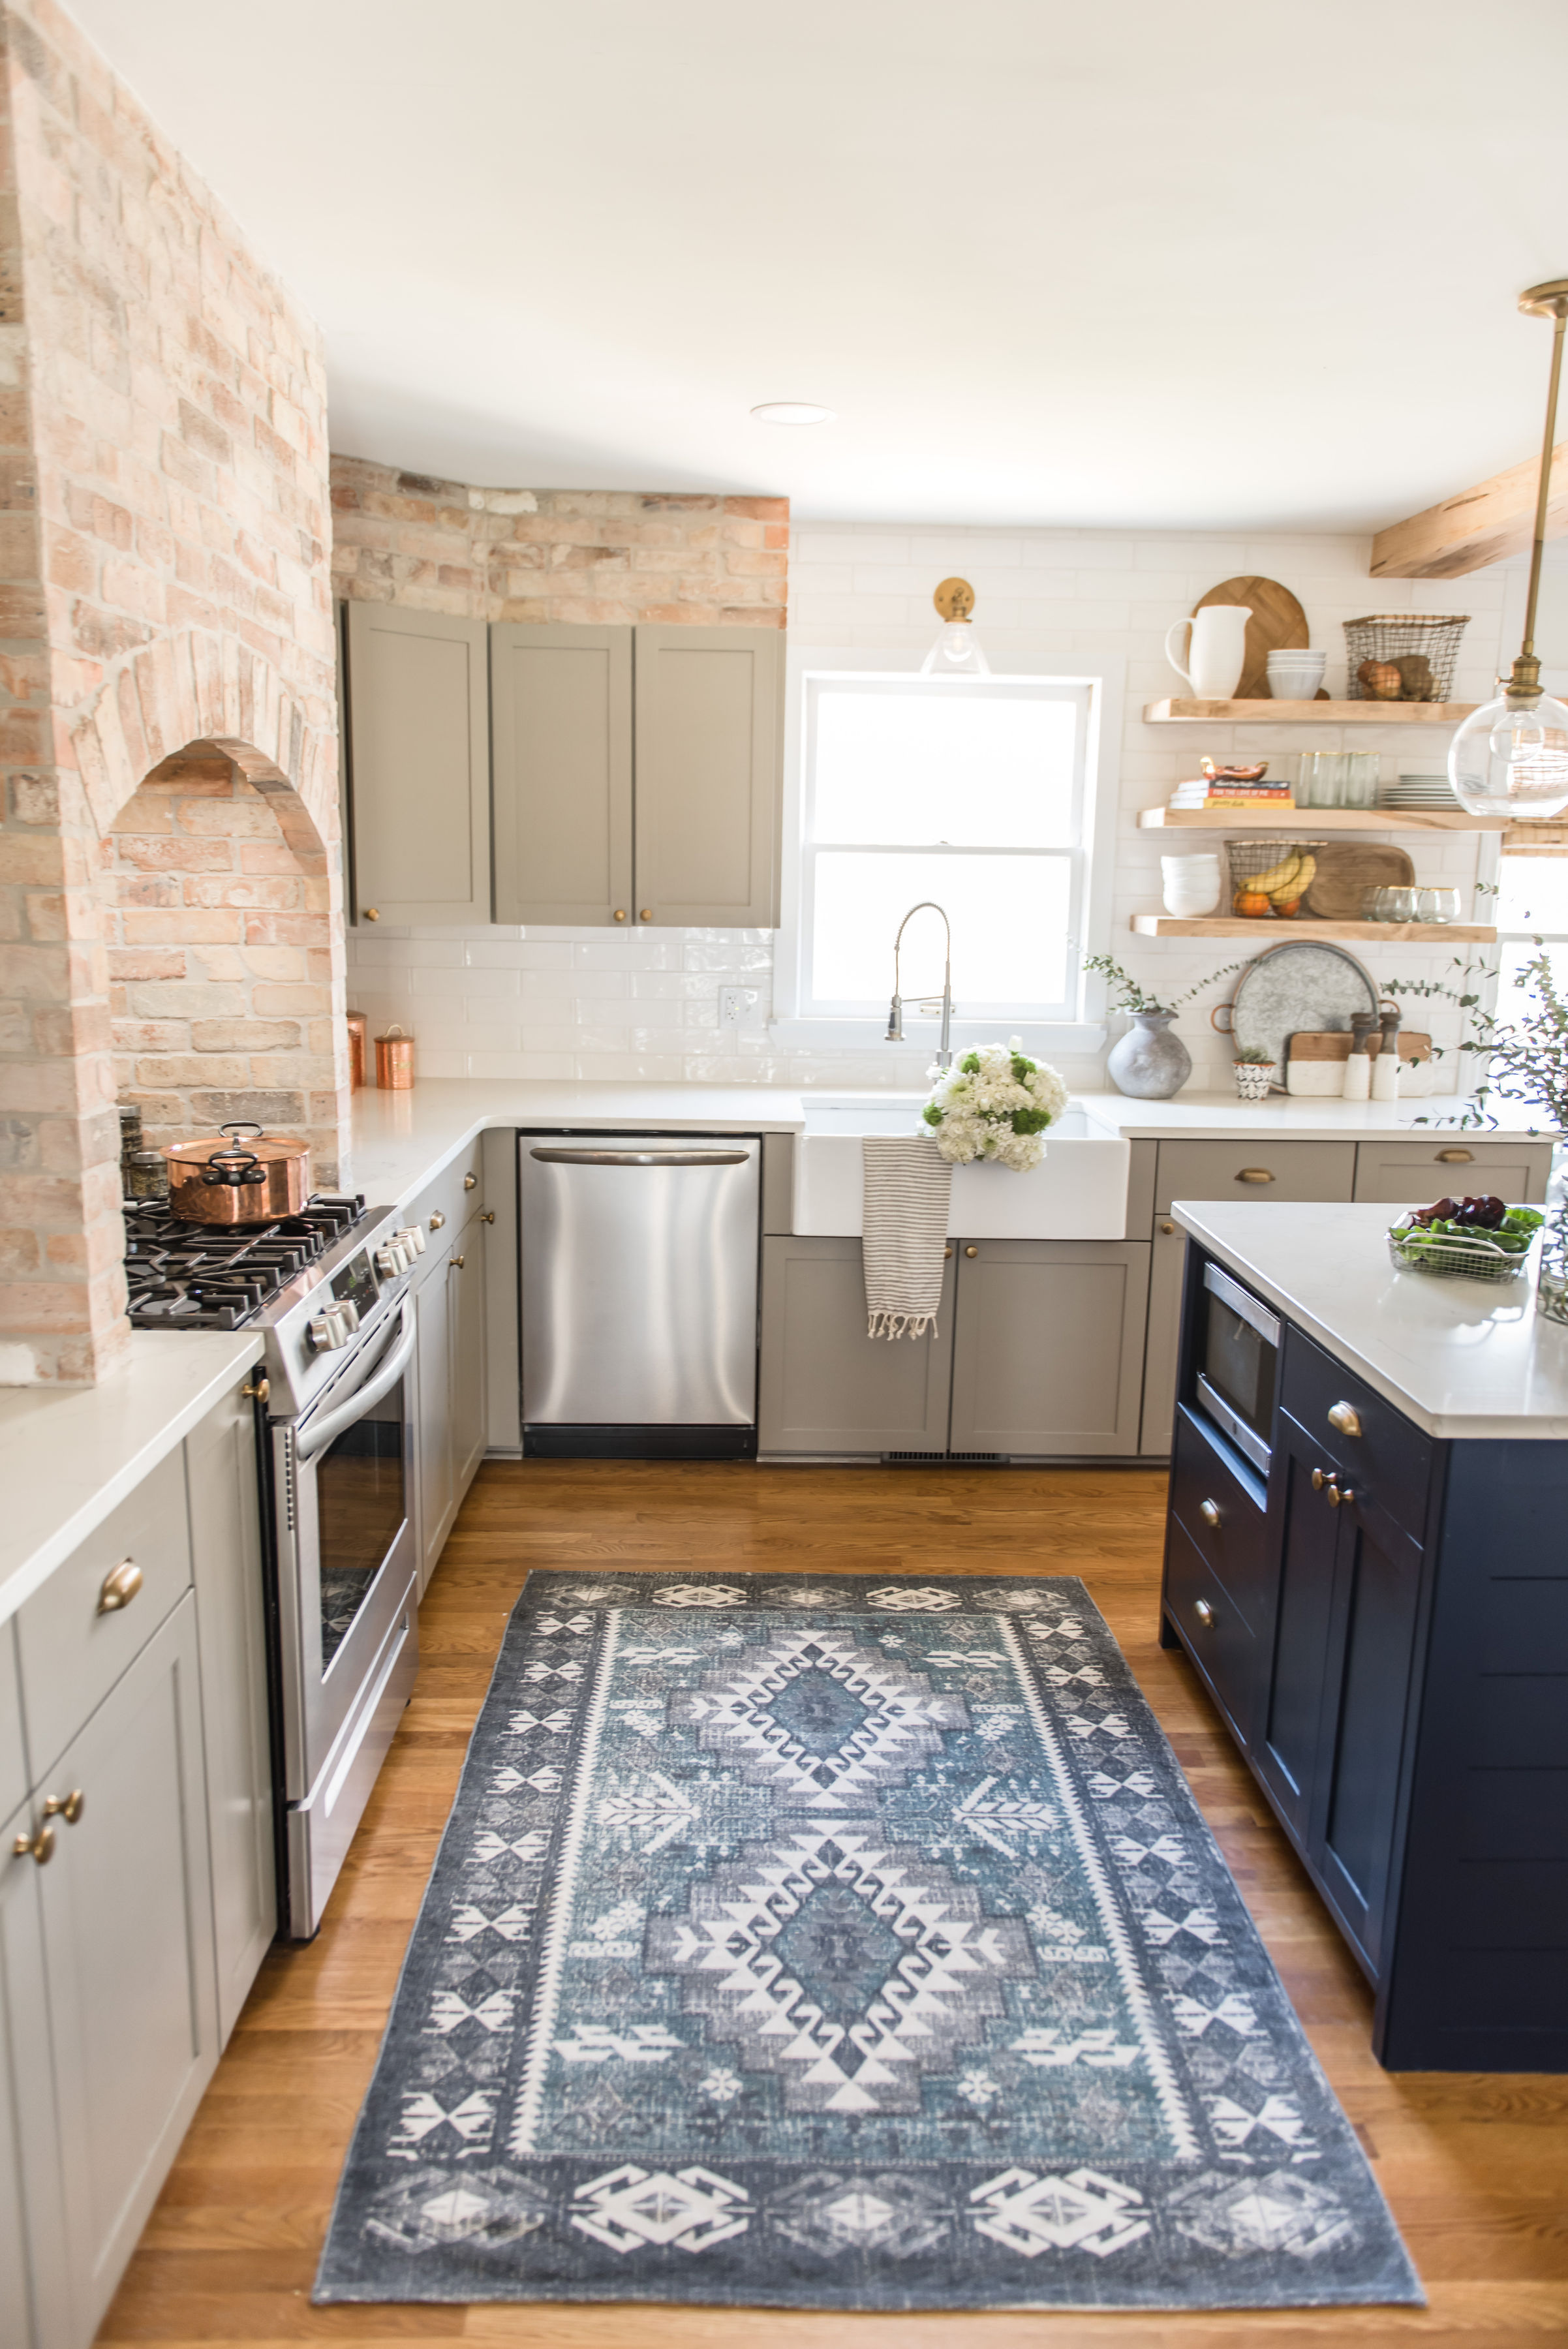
[375,1023,414,1090]
[346,1010,368,1091]
[126,1146,170,1201]
[119,1105,144,1190]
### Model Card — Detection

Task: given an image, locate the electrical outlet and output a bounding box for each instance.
[718,986,760,1029]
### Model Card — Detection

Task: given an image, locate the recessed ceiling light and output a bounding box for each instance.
[750,401,835,425]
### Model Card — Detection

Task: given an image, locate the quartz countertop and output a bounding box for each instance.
[0,1330,264,1627]
[1172,1199,1568,1439]
[346,1079,1543,1214]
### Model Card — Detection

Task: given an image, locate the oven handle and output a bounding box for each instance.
[295,1303,416,1464]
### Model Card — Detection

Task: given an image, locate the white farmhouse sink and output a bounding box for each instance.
[793,1094,1131,1240]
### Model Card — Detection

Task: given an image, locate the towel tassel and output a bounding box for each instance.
[867,1310,937,1342]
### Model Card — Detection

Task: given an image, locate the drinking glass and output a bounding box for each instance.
[1416,887,1460,925]
[1344,752,1379,808]
[1383,886,1419,924]
[1362,885,1389,920]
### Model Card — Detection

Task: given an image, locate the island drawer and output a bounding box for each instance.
[1165,1515,1257,1740]
[1281,1327,1433,1539]
[1156,1140,1356,1218]
[1170,1406,1270,1636]
[14,1449,192,1782]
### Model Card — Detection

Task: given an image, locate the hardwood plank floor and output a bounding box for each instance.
[99,1462,1568,2347]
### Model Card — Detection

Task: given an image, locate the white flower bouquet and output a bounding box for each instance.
[921,1038,1069,1171]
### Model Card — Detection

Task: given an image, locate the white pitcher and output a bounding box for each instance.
[1165,605,1252,699]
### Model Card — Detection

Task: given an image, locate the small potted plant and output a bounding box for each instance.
[1233,1047,1276,1102]
[1082,952,1244,1099]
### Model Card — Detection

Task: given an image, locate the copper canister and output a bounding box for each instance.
[375,1024,414,1090]
[346,1010,368,1091]
[163,1124,312,1225]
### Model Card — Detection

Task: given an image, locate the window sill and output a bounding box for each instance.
[767,1017,1109,1054]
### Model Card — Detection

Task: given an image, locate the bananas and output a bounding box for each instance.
[1233,851,1317,913]
[1248,852,1302,895]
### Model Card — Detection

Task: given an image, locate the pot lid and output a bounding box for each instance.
[164,1127,309,1165]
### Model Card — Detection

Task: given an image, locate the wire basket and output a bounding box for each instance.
[1387,1221,1533,1283]
[1344,614,1469,703]
[1225,836,1326,914]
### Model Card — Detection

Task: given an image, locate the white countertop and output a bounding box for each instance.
[0,1331,263,1627]
[346,1079,1547,1212]
[1173,1200,1568,1440]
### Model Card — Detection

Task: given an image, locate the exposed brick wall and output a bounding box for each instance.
[331,458,788,627]
[0,0,343,1382]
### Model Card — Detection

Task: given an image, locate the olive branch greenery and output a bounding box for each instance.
[1080,950,1246,1020]
[1387,943,1567,1133]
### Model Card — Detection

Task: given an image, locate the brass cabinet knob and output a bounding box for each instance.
[1199,1498,1221,1528]
[12,1822,55,1865]
[363,908,380,921]
[43,1789,84,1826]
[241,1374,269,1404]
[964,1244,979,1258]
[481,1210,495,1224]
[942,1246,953,1259]
[1311,1467,1325,1490]
[97,1559,142,1615]
[463,1173,478,1191]
[639,909,653,923]
[450,1253,465,1270]
[614,909,628,922]
[1327,1401,1362,1438]
[1237,1169,1275,1185]
[1325,1481,1342,1507]
[429,1210,446,1230]
[1436,1147,1473,1163]
[1193,1599,1214,1627]
[1160,1220,1176,1235]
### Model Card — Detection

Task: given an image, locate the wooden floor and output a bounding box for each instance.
[100,1462,1568,2348]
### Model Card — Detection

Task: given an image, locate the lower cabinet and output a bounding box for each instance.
[0,1795,70,2349]
[1140,1217,1188,1456]
[414,1214,489,1590]
[759,1236,955,1456]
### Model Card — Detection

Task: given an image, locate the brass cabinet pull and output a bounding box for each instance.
[964,1244,979,1258]
[43,1790,84,1826]
[1193,1599,1215,1627]
[942,1246,953,1259]
[464,1174,477,1191]
[1160,1220,1176,1235]
[1436,1147,1474,1163]
[639,909,653,922]
[1327,1401,1362,1438]
[1325,1482,1341,1507]
[481,1210,495,1224]
[613,909,628,922]
[1199,1498,1221,1528]
[1237,1169,1275,1184]
[1311,1467,1326,1491]
[429,1210,446,1231]
[363,908,380,921]
[12,1822,54,1865]
[97,1559,142,1614]
[450,1254,465,1270]
[241,1374,269,1403]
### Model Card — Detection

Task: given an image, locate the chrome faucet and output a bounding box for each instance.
[885,901,954,1069]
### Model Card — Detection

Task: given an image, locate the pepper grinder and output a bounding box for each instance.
[1372,1005,1402,1101]
[1341,1016,1376,1101]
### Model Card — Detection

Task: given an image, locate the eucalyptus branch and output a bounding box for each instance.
[1081,951,1245,1020]
[1387,942,1567,1135]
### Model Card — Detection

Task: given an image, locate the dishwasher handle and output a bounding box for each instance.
[528,1146,750,1167]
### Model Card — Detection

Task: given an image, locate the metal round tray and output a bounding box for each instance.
[1212,939,1379,1077]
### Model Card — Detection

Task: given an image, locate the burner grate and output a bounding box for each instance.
[123,1192,367,1330]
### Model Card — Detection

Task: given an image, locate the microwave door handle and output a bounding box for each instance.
[295,1303,416,1463]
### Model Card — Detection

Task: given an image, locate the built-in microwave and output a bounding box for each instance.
[1194,1260,1280,1475]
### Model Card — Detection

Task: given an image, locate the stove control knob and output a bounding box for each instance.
[397,1224,427,1257]
[375,1244,401,1278]
[337,1298,361,1334]
[306,1306,352,1353]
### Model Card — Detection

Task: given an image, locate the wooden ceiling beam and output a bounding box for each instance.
[1370,440,1568,579]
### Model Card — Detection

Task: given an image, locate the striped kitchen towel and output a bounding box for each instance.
[862,1135,953,1340]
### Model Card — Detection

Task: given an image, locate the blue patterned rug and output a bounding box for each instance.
[315,1573,1421,2312]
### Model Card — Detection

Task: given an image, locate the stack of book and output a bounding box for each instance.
[1168,775,1295,810]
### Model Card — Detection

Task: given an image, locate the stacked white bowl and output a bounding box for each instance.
[1161,853,1222,917]
[1266,647,1327,701]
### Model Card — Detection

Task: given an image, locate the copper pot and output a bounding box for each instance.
[164,1123,312,1225]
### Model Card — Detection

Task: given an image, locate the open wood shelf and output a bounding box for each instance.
[1143,696,1476,725]
[1131,915,1496,942]
[1139,804,1499,833]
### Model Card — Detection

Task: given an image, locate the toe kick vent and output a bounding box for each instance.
[882,1451,1010,1466]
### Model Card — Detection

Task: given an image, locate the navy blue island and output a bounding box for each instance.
[1160,1197,1567,2072]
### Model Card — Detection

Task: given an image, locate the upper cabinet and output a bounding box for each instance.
[343,608,784,927]
[492,624,633,925]
[343,604,491,927]
[633,626,783,927]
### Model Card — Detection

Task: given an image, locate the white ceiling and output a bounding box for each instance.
[61,0,1568,530]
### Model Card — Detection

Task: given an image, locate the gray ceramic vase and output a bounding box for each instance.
[1107,1010,1192,1099]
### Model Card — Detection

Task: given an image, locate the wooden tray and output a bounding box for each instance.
[1193,576,1310,701]
[1284,1029,1431,1096]
[1303,841,1414,921]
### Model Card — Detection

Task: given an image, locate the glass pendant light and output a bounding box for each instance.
[921,576,991,676]
[1449,281,1568,819]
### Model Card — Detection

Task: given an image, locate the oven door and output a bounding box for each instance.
[273,1298,419,1799]
[1195,1261,1281,1475]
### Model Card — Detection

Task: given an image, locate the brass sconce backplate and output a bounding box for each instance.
[932,577,976,622]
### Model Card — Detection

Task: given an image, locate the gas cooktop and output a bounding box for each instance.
[123,1193,367,1328]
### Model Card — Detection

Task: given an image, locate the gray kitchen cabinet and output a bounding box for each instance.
[37,1593,219,2347]
[1,1790,70,2349]
[414,1267,454,1592]
[186,1379,275,2045]
[1140,1214,1191,1457]
[1352,1136,1554,1205]
[492,622,633,924]
[1155,1138,1359,1215]
[344,602,491,927]
[633,624,783,925]
[450,1216,488,1507]
[949,1240,1150,1458]
[759,1236,955,1458]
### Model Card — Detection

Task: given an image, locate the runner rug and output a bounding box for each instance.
[315,1572,1421,2312]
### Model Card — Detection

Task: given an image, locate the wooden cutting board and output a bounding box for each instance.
[1303,841,1415,921]
[1193,575,1309,699]
[1285,1030,1431,1095]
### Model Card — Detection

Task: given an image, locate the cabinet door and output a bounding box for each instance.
[1257,1413,1343,1843]
[1353,1137,1554,1206]
[633,624,782,925]
[492,622,633,924]
[414,1270,454,1593]
[1139,1216,1188,1456]
[38,1595,219,2346]
[448,1217,487,1507]
[759,1236,954,1456]
[949,1240,1150,1458]
[1,1798,70,2349]
[344,602,490,926]
[186,1375,275,2045]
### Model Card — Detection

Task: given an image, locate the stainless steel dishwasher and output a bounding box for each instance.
[519,1132,761,1458]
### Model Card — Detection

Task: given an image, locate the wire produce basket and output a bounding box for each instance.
[1225,837,1326,914]
[1344,614,1469,703]
[1387,1221,1533,1283]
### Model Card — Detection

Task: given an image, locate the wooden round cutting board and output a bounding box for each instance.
[1303,842,1415,921]
[1193,576,1309,699]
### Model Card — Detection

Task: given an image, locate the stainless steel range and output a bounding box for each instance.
[127,1192,431,1937]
